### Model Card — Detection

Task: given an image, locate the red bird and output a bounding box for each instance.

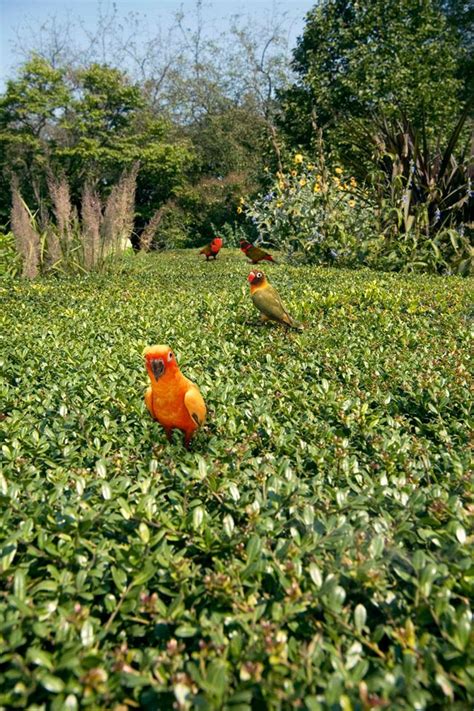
[240,240,278,264]
[199,237,223,261]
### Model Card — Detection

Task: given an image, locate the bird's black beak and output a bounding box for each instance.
[151,358,165,380]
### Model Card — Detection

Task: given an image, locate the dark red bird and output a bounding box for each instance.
[199,237,223,261]
[240,240,278,264]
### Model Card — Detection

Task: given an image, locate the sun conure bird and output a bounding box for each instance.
[144,345,206,448]
[199,237,223,260]
[240,240,278,264]
[248,270,303,330]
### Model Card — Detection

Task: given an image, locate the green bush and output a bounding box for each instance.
[244,127,473,275]
[1,251,472,709]
[155,172,257,249]
[359,114,473,276]
[243,152,376,265]
[0,231,22,277]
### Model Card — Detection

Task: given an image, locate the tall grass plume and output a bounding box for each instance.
[10,166,139,277]
[102,163,138,256]
[82,185,102,269]
[11,183,40,279]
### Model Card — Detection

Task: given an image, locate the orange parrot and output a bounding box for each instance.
[240,239,278,264]
[144,345,206,447]
[199,237,223,260]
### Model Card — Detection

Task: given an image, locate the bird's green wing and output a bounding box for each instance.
[248,245,267,260]
[251,285,292,325]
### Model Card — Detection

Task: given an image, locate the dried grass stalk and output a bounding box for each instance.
[48,175,73,247]
[45,228,62,268]
[139,201,174,251]
[11,185,40,279]
[102,163,139,254]
[82,185,102,268]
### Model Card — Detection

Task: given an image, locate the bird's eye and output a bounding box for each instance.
[257,272,262,278]
[168,351,174,361]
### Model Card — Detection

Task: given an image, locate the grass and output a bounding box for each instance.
[0,250,473,710]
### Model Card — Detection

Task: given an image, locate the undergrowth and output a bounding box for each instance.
[0,251,472,709]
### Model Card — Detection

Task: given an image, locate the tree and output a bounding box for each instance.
[280,0,467,154]
[440,0,474,103]
[0,59,195,235]
[2,2,297,243]
[0,56,71,223]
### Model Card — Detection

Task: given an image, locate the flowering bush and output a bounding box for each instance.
[243,115,473,275]
[243,154,376,265]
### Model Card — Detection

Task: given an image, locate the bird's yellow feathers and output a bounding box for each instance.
[143,344,171,358]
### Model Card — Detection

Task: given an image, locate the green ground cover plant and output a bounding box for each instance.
[0,251,473,709]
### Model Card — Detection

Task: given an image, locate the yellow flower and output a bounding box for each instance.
[294,153,304,164]
[276,201,283,207]
[291,170,297,177]
[348,199,356,208]
[307,163,315,171]
[313,183,321,193]
[278,181,285,189]
[299,178,307,187]
[335,167,343,175]
[239,197,245,204]
[350,177,357,187]
[237,206,243,214]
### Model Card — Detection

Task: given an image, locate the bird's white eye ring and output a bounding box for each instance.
[257,272,262,278]
[168,351,174,361]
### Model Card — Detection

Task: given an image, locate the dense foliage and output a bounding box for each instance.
[280,0,470,152]
[2,0,472,270]
[243,153,375,266]
[0,58,195,236]
[0,1,285,243]
[1,251,473,709]
[244,133,473,275]
[274,0,473,273]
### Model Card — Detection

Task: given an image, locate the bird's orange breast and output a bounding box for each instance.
[148,374,197,432]
[249,280,268,295]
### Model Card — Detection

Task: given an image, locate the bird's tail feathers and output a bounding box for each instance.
[287,315,304,330]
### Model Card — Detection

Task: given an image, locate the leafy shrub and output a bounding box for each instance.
[0,230,23,277]
[150,172,258,249]
[243,151,376,265]
[360,113,473,275]
[1,251,472,709]
[211,221,252,248]
[245,117,473,275]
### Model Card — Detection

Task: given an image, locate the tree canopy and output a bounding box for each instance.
[280,0,470,152]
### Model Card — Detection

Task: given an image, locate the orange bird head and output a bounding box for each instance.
[248,269,267,287]
[212,237,223,249]
[143,344,178,384]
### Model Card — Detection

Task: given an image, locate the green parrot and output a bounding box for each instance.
[248,270,303,330]
[240,240,278,264]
